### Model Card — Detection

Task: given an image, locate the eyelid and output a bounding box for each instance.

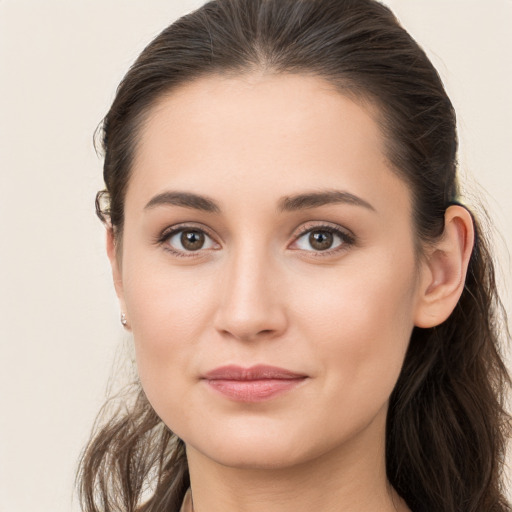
[156,222,221,258]
[289,221,356,256]
[293,221,355,239]
[156,221,356,259]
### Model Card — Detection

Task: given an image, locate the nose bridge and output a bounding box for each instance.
[214,238,286,341]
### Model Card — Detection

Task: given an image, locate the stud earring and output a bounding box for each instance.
[121,312,128,326]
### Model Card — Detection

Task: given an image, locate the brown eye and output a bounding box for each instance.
[309,231,334,251]
[292,225,353,254]
[164,227,217,255]
[181,230,205,251]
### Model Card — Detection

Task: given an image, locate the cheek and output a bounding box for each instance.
[122,256,218,392]
[295,248,418,398]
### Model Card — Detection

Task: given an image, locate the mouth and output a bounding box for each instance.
[202,364,308,402]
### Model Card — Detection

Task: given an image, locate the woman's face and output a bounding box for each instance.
[114,73,428,469]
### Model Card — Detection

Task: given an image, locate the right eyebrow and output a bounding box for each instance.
[144,191,221,213]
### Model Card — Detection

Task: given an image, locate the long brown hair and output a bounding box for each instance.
[78,1,511,510]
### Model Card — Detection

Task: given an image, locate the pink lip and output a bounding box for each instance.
[203,365,308,402]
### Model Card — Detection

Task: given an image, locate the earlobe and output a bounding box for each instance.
[414,205,475,328]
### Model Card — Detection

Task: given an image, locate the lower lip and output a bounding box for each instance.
[205,378,306,402]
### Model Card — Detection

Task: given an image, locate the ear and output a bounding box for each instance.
[106,227,130,330]
[414,205,475,328]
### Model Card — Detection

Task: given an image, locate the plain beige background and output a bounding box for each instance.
[0,1,511,511]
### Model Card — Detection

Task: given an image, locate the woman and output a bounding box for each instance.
[77,0,511,510]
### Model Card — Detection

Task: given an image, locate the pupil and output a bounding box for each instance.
[181,230,205,251]
[309,231,333,251]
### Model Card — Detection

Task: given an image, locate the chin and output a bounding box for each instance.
[199,444,308,470]
[184,422,335,471]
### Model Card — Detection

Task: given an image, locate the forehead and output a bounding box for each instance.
[127,73,411,220]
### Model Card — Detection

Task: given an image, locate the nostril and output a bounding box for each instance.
[217,322,284,343]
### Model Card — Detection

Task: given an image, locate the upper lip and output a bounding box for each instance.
[203,364,307,380]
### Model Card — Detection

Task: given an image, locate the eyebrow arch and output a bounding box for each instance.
[277,189,376,213]
[144,191,221,213]
[143,189,375,214]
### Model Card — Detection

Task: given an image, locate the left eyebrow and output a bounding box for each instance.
[277,190,376,213]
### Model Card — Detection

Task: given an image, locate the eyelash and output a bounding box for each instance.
[156,222,356,259]
[292,223,356,258]
[156,223,219,259]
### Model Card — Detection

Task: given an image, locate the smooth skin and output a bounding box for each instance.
[107,73,474,512]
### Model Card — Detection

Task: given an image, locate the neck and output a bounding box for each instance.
[185,407,410,512]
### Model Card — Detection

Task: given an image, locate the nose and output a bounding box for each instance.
[213,245,288,342]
